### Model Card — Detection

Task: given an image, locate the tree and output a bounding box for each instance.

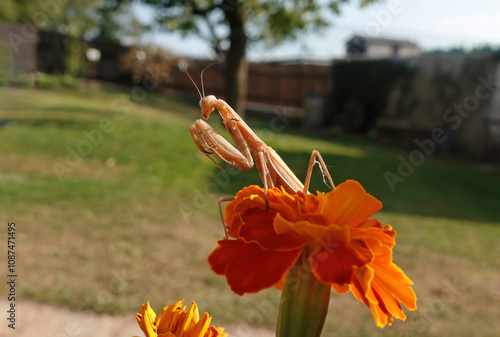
[133,0,379,115]
[2,0,147,77]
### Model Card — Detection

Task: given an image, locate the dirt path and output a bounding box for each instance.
[0,300,274,337]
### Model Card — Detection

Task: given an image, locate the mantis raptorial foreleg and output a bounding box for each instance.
[190,119,253,171]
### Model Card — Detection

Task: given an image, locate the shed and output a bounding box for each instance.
[347,35,420,59]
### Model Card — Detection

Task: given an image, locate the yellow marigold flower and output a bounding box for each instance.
[135,300,227,337]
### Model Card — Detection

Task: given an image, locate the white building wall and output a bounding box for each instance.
[398,46,421,58]
[366,44,420,59]
[366,44,393,58]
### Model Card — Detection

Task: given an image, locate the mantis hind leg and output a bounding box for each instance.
[303,150,335,194]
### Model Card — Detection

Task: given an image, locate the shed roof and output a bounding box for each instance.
[347,35,419,48]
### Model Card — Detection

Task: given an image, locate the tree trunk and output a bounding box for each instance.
[223,0,248,116]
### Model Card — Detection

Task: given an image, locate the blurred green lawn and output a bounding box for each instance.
[1,86,499,337]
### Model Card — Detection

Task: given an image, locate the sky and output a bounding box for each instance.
[134,0,500,61]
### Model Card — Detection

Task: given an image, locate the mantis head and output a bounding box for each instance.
[200,95,217,120]
[185,62,219,120]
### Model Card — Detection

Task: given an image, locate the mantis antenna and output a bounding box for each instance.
[200,62,218,98]
[185,67,202,99]
[185,62,219,99]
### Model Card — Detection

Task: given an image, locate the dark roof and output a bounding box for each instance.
[347,35,419,48]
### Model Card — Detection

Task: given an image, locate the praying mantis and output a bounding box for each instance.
[188,64,334,203]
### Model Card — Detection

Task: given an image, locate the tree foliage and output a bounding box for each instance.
[138,0,372,54]
[2,0,146,41]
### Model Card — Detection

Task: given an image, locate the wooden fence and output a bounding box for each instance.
[248,62,329,109]
[164,60,330,113]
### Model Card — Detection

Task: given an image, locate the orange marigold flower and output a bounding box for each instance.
[208,179,417,327]
[136,300,227,337]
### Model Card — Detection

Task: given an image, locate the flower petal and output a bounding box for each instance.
[369,245,417,311]
[224,186,267,238]
[331,283,350,294]
[274,213,349,246]
[239,210,305,251]
[349,242,417,328]
[266,189,301,222]
[322,180,382,227]
[351,220,396,248]
[156,300,185,333]
[311,239,372,285]
[137,302,158,337]
[184,311,211,337]
[204,326,227,337]
[177,302,200,334]
[208,239,302,295]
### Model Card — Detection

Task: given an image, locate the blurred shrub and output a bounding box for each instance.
[121,44,174,89]
[33,73,75,89]
[60,74,74,88]
[35,73,57,89]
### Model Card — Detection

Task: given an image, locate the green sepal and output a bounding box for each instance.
[277,249,331,337]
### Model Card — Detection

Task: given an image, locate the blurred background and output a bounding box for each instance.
[0,1,499,336]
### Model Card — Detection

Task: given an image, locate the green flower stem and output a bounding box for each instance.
[277,249,331,337]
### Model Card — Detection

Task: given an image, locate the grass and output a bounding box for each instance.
[0,86,499,336]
